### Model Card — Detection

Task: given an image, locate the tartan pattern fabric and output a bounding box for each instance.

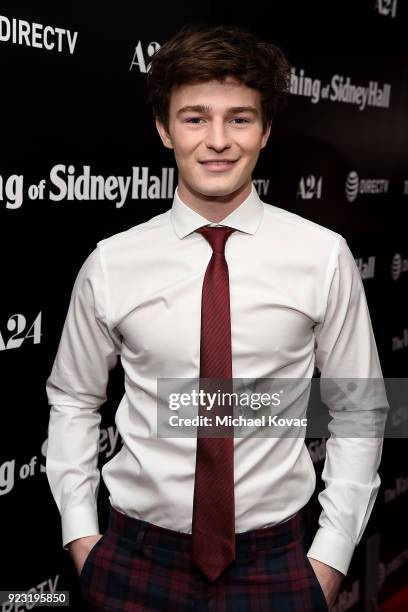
[79,505,329,611]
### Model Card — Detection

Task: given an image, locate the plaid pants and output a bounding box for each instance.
[79,505,328,611]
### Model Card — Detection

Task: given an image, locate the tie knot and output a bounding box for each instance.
[196,225,236,254]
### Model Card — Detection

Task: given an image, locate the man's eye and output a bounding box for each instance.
[184,117,250,124]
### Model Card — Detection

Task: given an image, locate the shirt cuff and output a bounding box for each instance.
[61,504,100,550]
[306,526,355,576]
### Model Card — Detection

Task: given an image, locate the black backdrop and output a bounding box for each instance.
[1,1,407,611]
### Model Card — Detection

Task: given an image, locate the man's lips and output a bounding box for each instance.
[199,160,238,172]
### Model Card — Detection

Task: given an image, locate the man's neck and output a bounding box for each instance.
[177,181,252,223]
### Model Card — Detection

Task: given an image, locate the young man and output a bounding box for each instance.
[46,23,388,611]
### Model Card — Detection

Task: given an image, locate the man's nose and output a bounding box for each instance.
[205,120,232,150]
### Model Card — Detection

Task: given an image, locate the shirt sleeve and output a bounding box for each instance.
[307,235,389,576]
[45,244,121,549]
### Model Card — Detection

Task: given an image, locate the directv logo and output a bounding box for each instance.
[345,171,389,202]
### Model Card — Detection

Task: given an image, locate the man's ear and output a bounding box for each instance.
[260,120,272,149]
[155,118,174,150]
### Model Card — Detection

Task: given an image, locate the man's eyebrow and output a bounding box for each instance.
[176,105,259,116]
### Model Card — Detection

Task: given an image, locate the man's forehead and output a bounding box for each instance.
[175,104,260,116]
[170,80,261,113]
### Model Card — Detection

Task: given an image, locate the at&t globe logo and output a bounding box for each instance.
[346,171,360,202]
[390,253,408,280]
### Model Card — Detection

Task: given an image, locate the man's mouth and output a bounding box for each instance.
[199,160,238,172]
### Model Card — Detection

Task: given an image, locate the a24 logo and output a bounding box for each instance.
[0,312,41,350]
[129,40,161,73]
[375,0,398,18]
[297,175,323,199]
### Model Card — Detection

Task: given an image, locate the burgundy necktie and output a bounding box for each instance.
[191,225,236,581]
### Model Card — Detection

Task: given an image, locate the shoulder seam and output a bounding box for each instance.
[97,211,170,247]
[96,242,113,329]
[319,234,343,323]
[262,203,339,239]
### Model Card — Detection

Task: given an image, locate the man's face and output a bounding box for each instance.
[155,77,271,202]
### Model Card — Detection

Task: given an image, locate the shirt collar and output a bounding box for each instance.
[170,182,264,239]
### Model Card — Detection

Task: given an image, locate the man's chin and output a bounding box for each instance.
[190,182,242,199]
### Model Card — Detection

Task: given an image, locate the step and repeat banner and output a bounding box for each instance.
[0,1,407,611]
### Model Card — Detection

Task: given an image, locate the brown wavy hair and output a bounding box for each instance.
[145,22,292,134]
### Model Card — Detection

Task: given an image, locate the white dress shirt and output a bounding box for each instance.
[45,182,387,576]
